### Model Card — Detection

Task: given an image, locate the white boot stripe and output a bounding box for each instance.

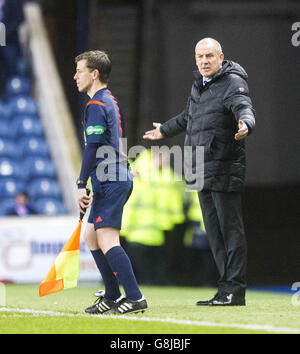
[103,302,110,310]
[97,303,104,312]
[96,304,102,312]
[97,301,111,312]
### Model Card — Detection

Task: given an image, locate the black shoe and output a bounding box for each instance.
[111,296,148,314]
[210,292,246,306]
[84,289,105,313]
[85,294,125,314]
[196,291,223,306]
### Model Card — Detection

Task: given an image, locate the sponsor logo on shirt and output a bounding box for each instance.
[86,125,105,135]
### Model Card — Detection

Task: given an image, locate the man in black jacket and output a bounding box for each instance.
[143,38,255,306]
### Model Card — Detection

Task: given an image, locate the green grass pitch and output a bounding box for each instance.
[0,284,299,334]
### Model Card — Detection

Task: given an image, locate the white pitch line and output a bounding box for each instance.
[0,307,299,334]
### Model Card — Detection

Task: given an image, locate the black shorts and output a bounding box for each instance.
[88,169,133,230]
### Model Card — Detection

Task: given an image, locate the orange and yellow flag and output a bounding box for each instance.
[39,220,82,297]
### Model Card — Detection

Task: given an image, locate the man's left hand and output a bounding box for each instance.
[235,120,248,140]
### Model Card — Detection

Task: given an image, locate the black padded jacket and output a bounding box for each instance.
[160,60,256,192]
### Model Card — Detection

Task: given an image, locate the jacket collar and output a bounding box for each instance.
[193,60,248,84]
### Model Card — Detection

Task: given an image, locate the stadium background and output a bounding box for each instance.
[0,0,300,289]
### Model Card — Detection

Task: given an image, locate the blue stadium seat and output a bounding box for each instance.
[27,178,62,200]
[0,158,23,179]
[16,58,30,77]
[34,198,67,216]
[6,76,31,97]
[0,120,15,139]
[12,115,44,138]
[18,137,49,158]
[8,95,38,117]
[23,157,56,180]
[0,101,8,120]
[0,198,16,216]
[0,178,26,199]
[0,138,19,159]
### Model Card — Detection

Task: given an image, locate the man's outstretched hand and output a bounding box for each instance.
[143,123,163,140]
[234,120,248,141]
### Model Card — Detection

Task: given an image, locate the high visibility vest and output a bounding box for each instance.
[152,167,185,230]
[120,178,165,246]
[121,149,185,245]
[131,149,152,181]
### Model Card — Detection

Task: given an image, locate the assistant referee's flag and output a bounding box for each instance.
[39,189,90,297]
[39,219,82,297]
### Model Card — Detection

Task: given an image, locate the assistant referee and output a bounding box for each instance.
[74,50,147,314]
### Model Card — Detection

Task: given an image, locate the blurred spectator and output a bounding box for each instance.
[120,149,217,286]
[5,191,37,216]
[121,149,185,285]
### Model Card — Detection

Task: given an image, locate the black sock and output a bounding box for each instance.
[90,249,122,301]
[105,246,142,301]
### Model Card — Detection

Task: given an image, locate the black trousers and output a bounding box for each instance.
[198,190,247,296]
